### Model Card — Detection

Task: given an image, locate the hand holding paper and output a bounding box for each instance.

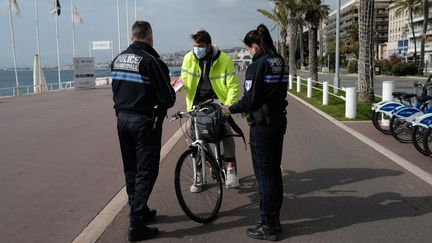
[171,79,184,93]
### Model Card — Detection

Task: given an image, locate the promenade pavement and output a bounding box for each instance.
[98,92,432,242]
[1,85,432,243]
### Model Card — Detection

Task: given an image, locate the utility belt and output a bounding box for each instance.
[246,101,288,127]
[117,105,164,129]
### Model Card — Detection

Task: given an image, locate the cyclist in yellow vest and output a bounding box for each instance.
[179,30,240,190]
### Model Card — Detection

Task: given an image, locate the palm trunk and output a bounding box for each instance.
[299,25,304,69]
[308,23,318,83]
[358,0,375,102]
[410,9,418,61]
[419,0,429,74]
[288,19,298,76]
[280,28,288,62]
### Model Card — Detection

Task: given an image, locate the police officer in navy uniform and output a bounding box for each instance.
[223,24,288,241]
[111,21,175,242]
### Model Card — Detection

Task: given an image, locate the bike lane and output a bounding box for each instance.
[98,94,432,243]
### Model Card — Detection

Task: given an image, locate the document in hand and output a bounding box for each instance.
[171,79,184,92]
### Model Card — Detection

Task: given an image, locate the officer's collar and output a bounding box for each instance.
[131,41,160,58]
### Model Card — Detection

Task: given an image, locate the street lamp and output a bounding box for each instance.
[334,0,341,94]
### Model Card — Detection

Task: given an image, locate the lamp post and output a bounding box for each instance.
[334,0,341,94]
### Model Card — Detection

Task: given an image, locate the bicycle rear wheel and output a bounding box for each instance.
[174,147,223,223]
[412,126,429,156]
[372,110,392,135]
[390,116,414,143]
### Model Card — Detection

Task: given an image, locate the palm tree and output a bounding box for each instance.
[257,2,289,60]
[358,0,375,102]
[302,0,330,82]
[419,0,429,74]
[394,0,421,62]
[277,0,304,76]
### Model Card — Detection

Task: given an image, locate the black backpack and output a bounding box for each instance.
[192,103,226,143]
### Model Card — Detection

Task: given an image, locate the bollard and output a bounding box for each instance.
[345,87,357,119]
[323,81,329,105]
[307,77,312,98]
[297,76,301,93]
[289,75,293,90]
[382,81,395,102]
[381,81,395,126]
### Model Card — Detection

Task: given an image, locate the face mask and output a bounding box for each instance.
[193,47,207,59]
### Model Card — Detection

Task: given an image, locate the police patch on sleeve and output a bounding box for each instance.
[245,80,252,92]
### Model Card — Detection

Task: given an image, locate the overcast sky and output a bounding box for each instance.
[0,0,348,67]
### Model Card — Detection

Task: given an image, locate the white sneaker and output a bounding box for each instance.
[190,173,202,193]
[225,170,240,188]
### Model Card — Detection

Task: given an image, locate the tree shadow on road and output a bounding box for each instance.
[154,167,432,241]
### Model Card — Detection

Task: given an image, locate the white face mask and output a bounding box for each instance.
[193,47,207,59]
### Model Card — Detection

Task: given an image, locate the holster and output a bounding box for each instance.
[246,104,272,126]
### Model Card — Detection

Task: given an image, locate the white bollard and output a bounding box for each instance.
[297,76,301,93]
[289,75,293,90]
[307,77,312,98]
[345,87,357,119]
[323,81,329,105]
[382,81,395,102]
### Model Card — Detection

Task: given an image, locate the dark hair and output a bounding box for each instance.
[132,21,152,39]
[243,24,276,54]
[191,30,212,45]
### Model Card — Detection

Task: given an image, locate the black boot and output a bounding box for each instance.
[246,225,279,241]
[143,209,157,223]
[255,218,282,233]
[128,224,159,242]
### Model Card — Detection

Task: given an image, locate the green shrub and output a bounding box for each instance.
[347,60,358,73]
[390,62,418,76]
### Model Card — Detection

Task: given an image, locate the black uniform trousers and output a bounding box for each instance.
[116,111,165,226]
[249,113,287,226]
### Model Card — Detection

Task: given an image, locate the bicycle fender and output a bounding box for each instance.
[393,107,423,120]
[413,113,432,128]
[376,102,404,113]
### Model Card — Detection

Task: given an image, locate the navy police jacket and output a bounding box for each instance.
[229,52,288,114]
[111,41,176,115]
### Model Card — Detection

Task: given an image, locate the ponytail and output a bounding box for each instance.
[243,24,276,54]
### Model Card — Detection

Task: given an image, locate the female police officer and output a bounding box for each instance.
[223,24,288,241]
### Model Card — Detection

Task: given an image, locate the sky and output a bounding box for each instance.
[0,0,347,68]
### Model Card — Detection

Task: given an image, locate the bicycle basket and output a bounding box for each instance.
[191,103,226,143]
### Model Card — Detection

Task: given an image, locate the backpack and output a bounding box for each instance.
[192,103,226,143]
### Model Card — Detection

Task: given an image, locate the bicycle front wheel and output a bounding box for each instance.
[174,147,223,223]
[390,116,413,143]
[423,127,432,156]
[412,126,429,156]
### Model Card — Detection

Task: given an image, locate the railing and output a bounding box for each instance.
[0,81,75,98]
[290,75,357,119]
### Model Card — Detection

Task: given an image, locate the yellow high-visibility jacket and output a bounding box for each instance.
[180,47,239,110]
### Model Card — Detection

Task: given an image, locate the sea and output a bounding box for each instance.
[0,67,181,97]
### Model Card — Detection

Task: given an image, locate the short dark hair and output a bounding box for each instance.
[132,21,152,39]
[191,30,212,45]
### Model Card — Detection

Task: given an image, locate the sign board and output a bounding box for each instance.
[92,41,112,50]
[73,57,96,89]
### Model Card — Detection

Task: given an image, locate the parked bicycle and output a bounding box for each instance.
[170,100,241,223]
[389,75,432,144]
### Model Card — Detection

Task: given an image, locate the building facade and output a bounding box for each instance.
[324,0,391,59]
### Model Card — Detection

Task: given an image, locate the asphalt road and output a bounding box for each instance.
[297,70,429,96]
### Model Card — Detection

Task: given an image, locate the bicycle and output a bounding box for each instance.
[389,76,432,144]
[170,101,231,223]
